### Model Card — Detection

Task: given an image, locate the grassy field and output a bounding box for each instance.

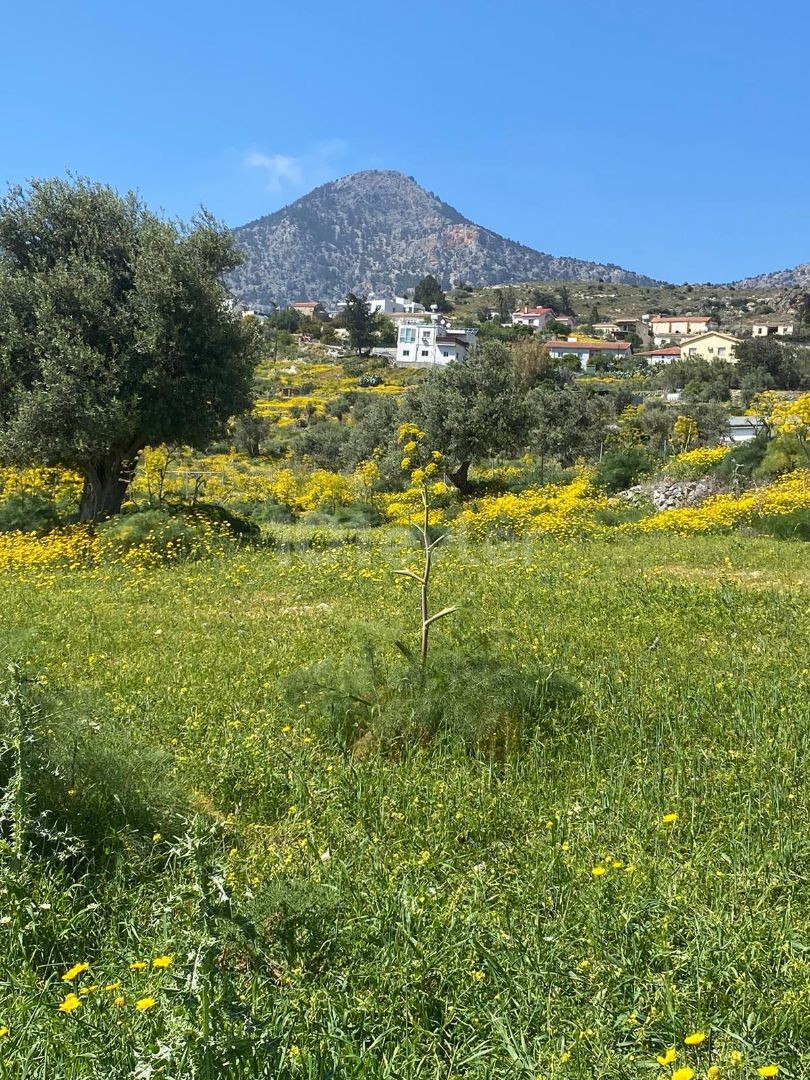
[0,531,808,1078]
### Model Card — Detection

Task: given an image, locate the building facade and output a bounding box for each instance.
[395,319,477,367]
[679,331,740,362]
[546,338,632,370]
[651,315,718,345]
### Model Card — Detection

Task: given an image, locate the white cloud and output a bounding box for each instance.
[244,139,348,194]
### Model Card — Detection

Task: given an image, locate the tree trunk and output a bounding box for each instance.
[448,460,472,495]
[79,456,138,522]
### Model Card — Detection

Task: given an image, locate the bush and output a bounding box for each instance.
[301,502,383,528]
[97,505,256,561]
[594,448,654,493]
[0,492,62,534]
[752,508,810,541]
[715,436,768,480]
[289,650,581,758]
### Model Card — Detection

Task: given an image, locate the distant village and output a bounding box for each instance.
[231,286,802,375]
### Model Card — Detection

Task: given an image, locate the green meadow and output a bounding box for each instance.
[0,532,807,1078]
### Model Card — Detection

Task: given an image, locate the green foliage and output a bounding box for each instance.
[594,446,654,492]
[413,274,451,312]
[406,341,527,490]
[752,507,810,540]
[715,436,769,480]
[0,177,259,519]
[0,492,62,535]
[338,293,375,356]
[735,336,809,391]
[289,649,580,756]
[232,413,270,458]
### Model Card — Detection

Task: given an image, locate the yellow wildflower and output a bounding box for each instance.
[104,982,121,992]
[58,993,82,1013]
[79,984,98,996]
[672,1069,695,1080]
[152,955,174,969]
[114,995,126,1007]
[134,996,156,1012]
[470,970,485,982]
[129,960,148,971]
[757,1068,779,1078]
[708,1068,720,1079]
[657,1047,678,1065]
[62,962,89,981]
[662,812,678,824]
[591,865,606,877]
[0,1027,8,1037]
[685,1032,707,1046]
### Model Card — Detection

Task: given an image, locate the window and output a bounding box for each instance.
[718,347,726,357]
[441,350,450,357]
[400,328,416,344]
[402,349,410,357]
[421,349,429,357]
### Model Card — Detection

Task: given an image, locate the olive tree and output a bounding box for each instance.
[0,177,259,519]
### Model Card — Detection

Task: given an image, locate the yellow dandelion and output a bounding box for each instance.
[662,812,679,824]
[152,955,174,969]
[62,962,89,981]
[129,961,147,971]
[470,970,485,982]
[757,1068,779,1078]
[672,1069,695,1080]
[152,833,161,843]
[79,985,98,996]
[685,1032,707,1046]
[289,1045,301,1059]
[58,993,82,1013]
[134,996,156,1012]
[591,865,606,877]
[104,982,121,992]
[708,1068,720,1079]
[729,1051,743,1064]
[657,1047,678,1066]
[0,1027,8,1038]
[113,995,126,1007]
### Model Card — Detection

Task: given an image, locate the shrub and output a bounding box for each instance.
[594,448,654,493]
[289,650,581,758]
[97,506,255,562]
[0,492,62,535]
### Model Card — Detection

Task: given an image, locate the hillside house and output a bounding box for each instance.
[752,319,795,337]
[651,315,718,345]
[594,317,639,338]
[368,296,425,316]
[291,301,326,319]
[679,331,741,363]
[640,346,682,365]
[546,338,632,371]
[511,307,557,329]
[395,318,477,367]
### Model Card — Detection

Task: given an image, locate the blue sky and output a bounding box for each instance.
[2,0,808,283]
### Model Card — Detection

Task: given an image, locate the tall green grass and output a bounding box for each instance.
[0,534,807,1077]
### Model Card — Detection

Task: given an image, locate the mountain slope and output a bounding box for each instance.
[733,263,810,289]
[228,170,659,306]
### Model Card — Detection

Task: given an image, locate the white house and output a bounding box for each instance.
[752,319,795,337]
[651,315,718,345]
[395,318,477,367]
[368,296,426,316]
[546,338,633,370]
[641,346,682,365]
[511,307,556,329]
